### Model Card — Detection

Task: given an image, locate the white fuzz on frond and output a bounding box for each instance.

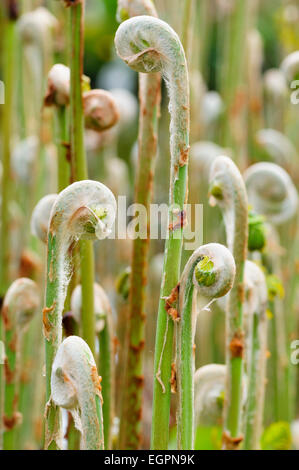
[51,336,103,450]
[31,194,57,243]
[3,278,40,330]
[71,283,112,333]
[244,162,298,224]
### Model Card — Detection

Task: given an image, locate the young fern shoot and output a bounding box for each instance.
[1,278,40,450]
[194,364,226,428]
[51,336,104,450]
[209,156,248,449]
[44,64,71,192]
[116,0,161,450]
[244,162,298,225]
[71,282,115,449]
[43,180,116,449]
[176,243,236,450]
[115,15,190,449]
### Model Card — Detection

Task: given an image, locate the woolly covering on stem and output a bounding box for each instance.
[176,243,236,449]
[51,335,104,450]
[44,180,116,449]
[209,155,248,448]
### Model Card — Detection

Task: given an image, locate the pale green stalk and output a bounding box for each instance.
[243,261,268,450]
[209,156,248,449]
[0,7,17,296]
[176,244,236,449]
[55,106,70,192]
[218,0,250,165]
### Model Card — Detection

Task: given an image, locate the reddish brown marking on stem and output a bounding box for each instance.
[63,0,82,6]
[164,284,180,322]
[170,363,177,394]
[44,82,56,107]
[113,335,119,356]
[9,332,17,352]
[168,210,187,232]
[179,144,190,167]
[42,303,55,339]
[130,340,145,354]
[62,142,72,163]
[230,89,247,118]
[133,375,144,387]
[5,0,19,20]
[91,365,102,397]
[222,431,243,449]
[1,305,11,330]
[238,282,245,303]
[229,331,244,358]
[4,358,14,384]
[3,412,22,430]
[249,97,262,113]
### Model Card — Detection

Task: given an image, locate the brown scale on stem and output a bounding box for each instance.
[229,331,244,359]
[3,412,22,431]
[222,431,244,450]
[43,303,55,340]
[4,358,14,384]
[5,0,19,20]
[63,0,82,6]
[168,210,187,232]
[164,284,180,322]
[170,363,177,394]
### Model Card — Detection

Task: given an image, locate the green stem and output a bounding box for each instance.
[176,244,236,450]
[98,316,114,450]
[119,71,161,449]
[69,0,95,355]
[181,0,194,60]
[243,312,265,449]
[218,0,249,162]
[176,270,195,449]
[44,232,63,450]
[209,156,248,448]
[55,106,70,192]
[0,14,16,297]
